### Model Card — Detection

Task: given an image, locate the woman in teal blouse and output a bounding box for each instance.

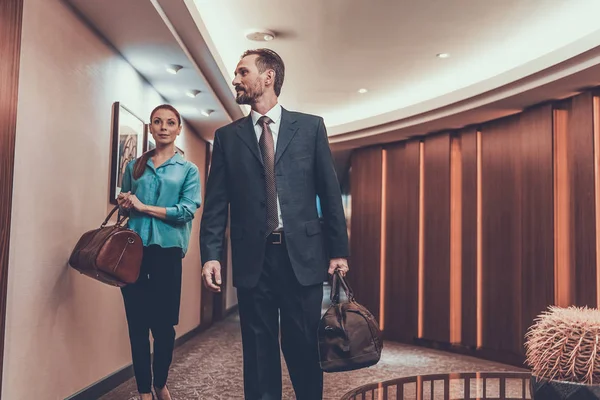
[117,104,201,400]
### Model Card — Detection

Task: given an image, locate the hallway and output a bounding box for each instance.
[102,305,524,399]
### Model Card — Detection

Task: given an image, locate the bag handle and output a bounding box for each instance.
[330,270,355,305]
[101,205,128,228]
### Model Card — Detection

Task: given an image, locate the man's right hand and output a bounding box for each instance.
[202,260,222,292]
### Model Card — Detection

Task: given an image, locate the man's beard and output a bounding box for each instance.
[235,90,254,105]
[235,82,262,105]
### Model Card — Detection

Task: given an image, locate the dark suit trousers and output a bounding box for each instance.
[121,245,182,393]
[237,237,324,400]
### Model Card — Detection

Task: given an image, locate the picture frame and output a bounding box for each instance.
[109,102,147,205]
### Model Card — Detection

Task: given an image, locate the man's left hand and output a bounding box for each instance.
[328,258,349,277]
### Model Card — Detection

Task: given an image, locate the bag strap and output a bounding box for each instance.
[101,205,128,228]
[330,271,355,304]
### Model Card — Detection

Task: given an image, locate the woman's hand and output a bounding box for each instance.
[128,194,147,213]
[120,194,166,219]
[117,192,133,210]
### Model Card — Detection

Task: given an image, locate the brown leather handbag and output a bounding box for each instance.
[69,205,143,287]
[318,271,383,372]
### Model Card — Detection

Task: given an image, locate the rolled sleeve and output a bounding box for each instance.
[165,165,202,224]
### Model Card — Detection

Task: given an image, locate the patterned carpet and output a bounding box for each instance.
[102,290,525,400]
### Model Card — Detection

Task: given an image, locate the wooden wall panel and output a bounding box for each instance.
[553,107,572,307]
[481,115,523,357]
[347,87,600,366]
[567,93,597,307]
[407,141,422,338]
[384,141,420,341]
[459,128,478,348]
[0,0,23,393]
[350,146,383,321]
[422,134,451,342]
[520,104,555,352]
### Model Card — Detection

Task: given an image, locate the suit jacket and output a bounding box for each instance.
[200,108,349,288]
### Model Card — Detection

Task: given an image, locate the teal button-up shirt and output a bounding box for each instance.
[121,153,201,256]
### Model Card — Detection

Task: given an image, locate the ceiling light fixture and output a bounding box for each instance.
[166,64,183,74]
[246,29,276,42]
[186,90,201,98]
[201,109,214,117]
[436,53,450,59]
[358,88,368,94]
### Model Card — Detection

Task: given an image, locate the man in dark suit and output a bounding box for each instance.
[200,48,349,400]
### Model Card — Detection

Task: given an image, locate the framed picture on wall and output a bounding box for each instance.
[109,102,147,205]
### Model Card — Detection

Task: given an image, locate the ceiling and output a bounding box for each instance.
[64,0,600,181]
[64,0,243,143]
[190,0,600,136]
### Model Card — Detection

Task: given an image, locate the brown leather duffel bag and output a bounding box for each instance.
[69,205,142,287]
[318,271,383,372]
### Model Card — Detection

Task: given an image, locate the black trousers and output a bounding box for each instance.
[237,237,324,400]
[121,245,182,393]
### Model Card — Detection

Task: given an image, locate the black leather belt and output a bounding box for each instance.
[267,231,284,245]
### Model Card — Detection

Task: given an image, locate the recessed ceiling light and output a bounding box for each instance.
[358,88,368,94]
[246,29,276,42]
[186,90,201,98]
[166,64,183,74]
[436,53,450,59]
[201,109,214,117]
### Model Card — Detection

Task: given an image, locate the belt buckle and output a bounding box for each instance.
[272,232,282,245]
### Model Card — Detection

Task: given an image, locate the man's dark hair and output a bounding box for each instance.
[241,48,285,96]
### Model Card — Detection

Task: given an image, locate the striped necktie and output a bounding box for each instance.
[258,116,278,235]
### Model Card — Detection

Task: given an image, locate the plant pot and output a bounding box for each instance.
[531,375,600,399]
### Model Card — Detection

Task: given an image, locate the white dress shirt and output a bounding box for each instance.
[251,103,284,230]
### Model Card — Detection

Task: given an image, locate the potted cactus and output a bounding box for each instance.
[525,306,600,398]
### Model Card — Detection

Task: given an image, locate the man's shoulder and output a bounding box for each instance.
[286,109,323,125]
[216,116,247,134]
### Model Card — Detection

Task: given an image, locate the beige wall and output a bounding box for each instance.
[3,0,206,398]
[174,124,207,336]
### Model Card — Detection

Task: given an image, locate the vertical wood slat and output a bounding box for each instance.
[477,130,483,348]
[450,135,462,344]
[408,141,421,338]
[568,92,597,307]
[384,142,419,341]
[350,147,383,321]
[520,104,555,351]
[422,133,451,342]
[460,128,478,347]
[594,95,600,308]
[554,106,572,307]
[418,141,425,338]
[481,114,523,356]
[380,150,387,330]
[0,0,24,395]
